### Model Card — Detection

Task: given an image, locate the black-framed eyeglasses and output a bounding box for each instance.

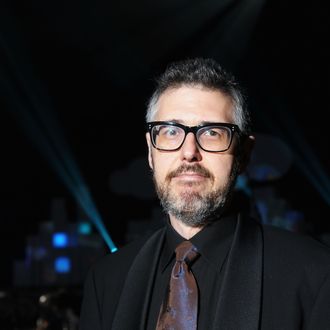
[146,121,241,152]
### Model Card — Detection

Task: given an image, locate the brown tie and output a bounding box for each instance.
[156,240,200,330]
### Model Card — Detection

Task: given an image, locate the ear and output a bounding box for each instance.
[146,132,154,170]
[238,134,255,174]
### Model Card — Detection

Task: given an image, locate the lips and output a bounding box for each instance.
[175,172,206,178]
[168,164,212,180]
[173,172,208,184]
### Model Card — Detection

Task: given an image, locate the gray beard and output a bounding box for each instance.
[154,161,240,227]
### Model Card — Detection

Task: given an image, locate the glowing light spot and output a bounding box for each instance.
[53,232,68,248]
[54,257,71,273]
[78,222,92,235]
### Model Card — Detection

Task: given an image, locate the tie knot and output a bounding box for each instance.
[175,240,199,264]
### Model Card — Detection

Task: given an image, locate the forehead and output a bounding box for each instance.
[155,86,234,125]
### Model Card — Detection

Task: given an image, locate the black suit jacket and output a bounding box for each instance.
[79,215,330,329]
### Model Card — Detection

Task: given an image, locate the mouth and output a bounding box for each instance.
[173,172,208,183]
[166,164,213,186]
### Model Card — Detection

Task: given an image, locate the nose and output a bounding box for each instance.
[180,132,202,162]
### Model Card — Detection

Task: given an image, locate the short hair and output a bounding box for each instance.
[146,58,251,135]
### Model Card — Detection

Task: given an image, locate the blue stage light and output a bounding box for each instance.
[78,222,92,235]
[54,257,71,273]
[53,232,68,248]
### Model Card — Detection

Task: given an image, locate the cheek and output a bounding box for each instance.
[210,156,235,185]
[151,154,172,182]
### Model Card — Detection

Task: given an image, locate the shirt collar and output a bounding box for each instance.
[159,213,238,273]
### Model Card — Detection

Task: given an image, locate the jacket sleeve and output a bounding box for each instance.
[306,272,330,330]
[79,268,102,330]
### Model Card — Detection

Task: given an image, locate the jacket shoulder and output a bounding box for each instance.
[262,223,330,282]
[88,227,165,282]
[263,224,330,260]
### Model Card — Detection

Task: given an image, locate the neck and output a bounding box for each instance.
[169,215,204,239]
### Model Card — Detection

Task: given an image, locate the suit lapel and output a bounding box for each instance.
[212,214,263,330]
[111,228,166,330]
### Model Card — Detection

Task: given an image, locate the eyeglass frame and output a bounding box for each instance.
[146,121,242,153]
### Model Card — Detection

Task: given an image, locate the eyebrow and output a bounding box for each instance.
[164,119,220,126]
[164,119,184,124]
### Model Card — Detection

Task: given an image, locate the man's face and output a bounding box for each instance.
[146,86,244,227]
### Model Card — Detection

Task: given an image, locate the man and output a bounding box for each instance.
[79,58,330,329]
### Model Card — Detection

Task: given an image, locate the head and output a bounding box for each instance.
[145,58,254,227]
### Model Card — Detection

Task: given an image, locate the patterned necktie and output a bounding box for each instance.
[156,240,200,330]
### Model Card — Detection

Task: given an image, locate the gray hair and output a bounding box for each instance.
[145,58,251,135]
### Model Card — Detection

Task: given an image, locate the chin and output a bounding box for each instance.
[175,182,210,196]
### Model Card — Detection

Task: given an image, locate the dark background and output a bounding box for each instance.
[1,0,330,290]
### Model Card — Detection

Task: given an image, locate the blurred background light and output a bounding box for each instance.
[78,222,92,235]
[53,233,68,248]
[54,257,71,273]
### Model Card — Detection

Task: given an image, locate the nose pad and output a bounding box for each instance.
[180,132,202,162]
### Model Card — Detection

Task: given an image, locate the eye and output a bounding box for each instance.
[202,127,225,138]
[204,129,219,137]
[159,126,181,138]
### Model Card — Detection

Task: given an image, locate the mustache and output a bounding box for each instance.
[166,164,213,181]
